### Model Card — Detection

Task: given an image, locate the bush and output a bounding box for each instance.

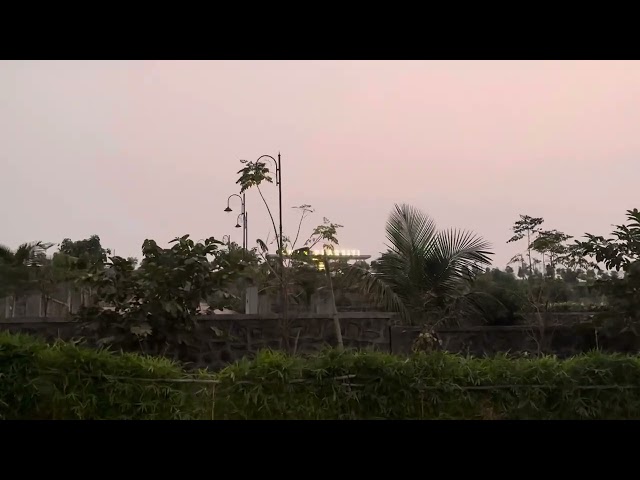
[214,349,640,420]
[470,269,527,325]
[4,333,640,419]
[0,332,211,420]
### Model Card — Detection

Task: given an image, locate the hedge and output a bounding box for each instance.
[214,349,640,419]
[3,332,640,419]
[0,332,211,420]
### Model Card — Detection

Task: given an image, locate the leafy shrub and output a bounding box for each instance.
[76,236,232,354]
[470,269,526,325]
[0,332,210,420]
[214,349,640,420]
[4,333,640,420]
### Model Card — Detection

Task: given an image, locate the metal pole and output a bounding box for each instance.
[278,152,284,250]
[244,211,248,254]
[241,193,246,251]
[225,193,247,253]
[277,152,288,326]
[278,153,283,253]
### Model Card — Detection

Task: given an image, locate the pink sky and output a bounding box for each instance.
[1,60,639,268]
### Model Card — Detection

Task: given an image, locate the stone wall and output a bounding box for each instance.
[519,312,599,326]
[390,324,640,358]
[3,313,638,369]
[0,313,394,370]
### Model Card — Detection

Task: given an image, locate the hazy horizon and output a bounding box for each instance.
[2,60,639,268]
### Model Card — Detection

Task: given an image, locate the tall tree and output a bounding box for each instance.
[530,229,572,275]
[507,214,544,275]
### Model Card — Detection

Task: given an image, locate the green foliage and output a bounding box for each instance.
[0,332,209,420]
[235,160,273,194]
[214,349,640,420]
[468,267,607,323]
[253,207,344,309]
[208,241,263,311]
[527,277,572,305]
[504,216,604,319]
[507,214,544,275]
[345,204,493,325]
[5,333,640,420]
[530,229,572,271]
[578,208,640,272]
[58,235,110,271]
[576,208,640,332]
[589,262,640,334]
[507,215,545,244]
[77,235,231,353]
[307,217,343,251]
[469,268,527,325]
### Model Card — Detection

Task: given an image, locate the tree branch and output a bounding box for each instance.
[292,209,312,251]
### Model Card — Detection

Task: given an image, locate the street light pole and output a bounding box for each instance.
[254,154,283,252]
[244,210,248,255]
[253,154,286,321]
[277,153,283,259]
[224,193,247,254]
[242,193,247,251]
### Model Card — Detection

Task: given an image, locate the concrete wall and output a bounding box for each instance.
[0,283,89,320]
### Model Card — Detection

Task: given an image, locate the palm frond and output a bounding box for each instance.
[437,290,507,327]
[435,229,493,269]
[385,203,436,256]
[13,243,34,264]
[344,204,495,326]
[426,229,493,294]
[384,204,439,299]
[461,291,509,319]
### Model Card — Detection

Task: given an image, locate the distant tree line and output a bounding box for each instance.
[1,206,638,353]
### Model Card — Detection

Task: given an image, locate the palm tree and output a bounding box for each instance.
[346,204,494,325]
[0,242,51,317]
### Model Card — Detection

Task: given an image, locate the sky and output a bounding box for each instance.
[1,60,639,268]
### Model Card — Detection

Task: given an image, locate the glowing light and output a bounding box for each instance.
[307,249,364,257]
